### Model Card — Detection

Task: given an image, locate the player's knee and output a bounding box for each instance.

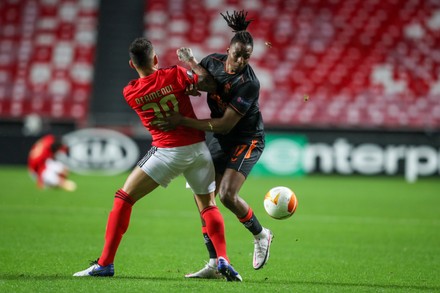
[218,189,237,208]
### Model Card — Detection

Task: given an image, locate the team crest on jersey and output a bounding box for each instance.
[237,96,250,107]
[186,70,194,79]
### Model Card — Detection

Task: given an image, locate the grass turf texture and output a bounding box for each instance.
[0,166,439,293]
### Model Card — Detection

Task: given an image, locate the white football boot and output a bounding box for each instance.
[253,227,274,269]
[185,258,223,279]
[73,260,114,277]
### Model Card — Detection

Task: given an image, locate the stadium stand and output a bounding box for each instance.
[0,0,99,125]
[144,0,440,130]
[1,0,438,130]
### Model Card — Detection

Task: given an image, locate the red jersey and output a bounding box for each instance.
[28,134,56,187]
[123,65,205,148]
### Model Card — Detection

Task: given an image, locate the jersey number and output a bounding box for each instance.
[141,94,179,118]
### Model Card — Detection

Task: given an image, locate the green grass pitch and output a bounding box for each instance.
[0,166,439,292]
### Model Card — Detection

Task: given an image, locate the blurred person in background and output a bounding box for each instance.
[73,37,242,281]
[156,10,273,278]
[27,134,76,192]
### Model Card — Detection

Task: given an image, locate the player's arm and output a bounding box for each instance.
[177,47,217,93]
[158,107,241,134]
[182,107,241,134]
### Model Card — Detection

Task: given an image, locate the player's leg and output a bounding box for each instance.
[184,142,221,279]
[184,196,220,279]
[74,146,179,277]
[186,172,224,278]
[188,137,227,274]
[184,222,221,278]
[195,193,242,282]
[42,159,76,191]
[217,138,273,270]
[49,159,76,191]
[218,168,267,239]
[97,166,160,265]
[73,166,159,277]
[184,142,241,281]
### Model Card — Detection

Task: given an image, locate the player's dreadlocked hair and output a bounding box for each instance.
[220,10,254,47]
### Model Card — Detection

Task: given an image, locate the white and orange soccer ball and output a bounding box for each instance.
[264,186,298,220]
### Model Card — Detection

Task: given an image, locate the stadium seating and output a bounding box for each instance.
[1,0,438,130]
[0,0,99,124]
[144,0,440,130]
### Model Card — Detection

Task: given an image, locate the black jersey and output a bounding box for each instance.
[200,53,264,143]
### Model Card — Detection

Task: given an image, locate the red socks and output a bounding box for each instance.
[201,206,228,262]
[97,192,229,266]
[98,189,135,266]
[238,207,253,223]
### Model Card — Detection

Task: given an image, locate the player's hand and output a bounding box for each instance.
[177,47,194,62]
[151,111,183,131]
[185,84,201,96]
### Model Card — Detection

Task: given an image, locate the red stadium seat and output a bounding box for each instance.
[144,0,440,130]
[0,0,99,123]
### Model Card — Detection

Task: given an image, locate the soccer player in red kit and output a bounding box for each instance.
[73,37,242,281]
[28,134,76,191]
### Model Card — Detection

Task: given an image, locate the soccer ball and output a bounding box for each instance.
[264,186,298,220]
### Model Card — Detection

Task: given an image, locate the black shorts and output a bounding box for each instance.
[208,136,265,178]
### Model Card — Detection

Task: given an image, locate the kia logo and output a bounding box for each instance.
[59,128,140,175]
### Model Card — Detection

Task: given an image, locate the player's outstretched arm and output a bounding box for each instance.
[156,107,241,135]
[177,47,216,93]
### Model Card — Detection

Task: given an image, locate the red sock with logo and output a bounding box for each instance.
[238,207,263,235]
[201,206,228,262]
[98,189,135,266]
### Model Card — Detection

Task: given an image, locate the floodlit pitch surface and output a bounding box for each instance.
[0,166,439,292]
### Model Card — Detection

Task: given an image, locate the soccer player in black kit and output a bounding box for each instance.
[156,10,273,278]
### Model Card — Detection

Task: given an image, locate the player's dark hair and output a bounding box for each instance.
[129,37,153,68]
[220,10,254,47]
[50,137,66,153]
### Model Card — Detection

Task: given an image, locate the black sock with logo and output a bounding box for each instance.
[239,208,263,235]
[203,233,217,259]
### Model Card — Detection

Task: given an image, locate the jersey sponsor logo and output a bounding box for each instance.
[59,128,139,175]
